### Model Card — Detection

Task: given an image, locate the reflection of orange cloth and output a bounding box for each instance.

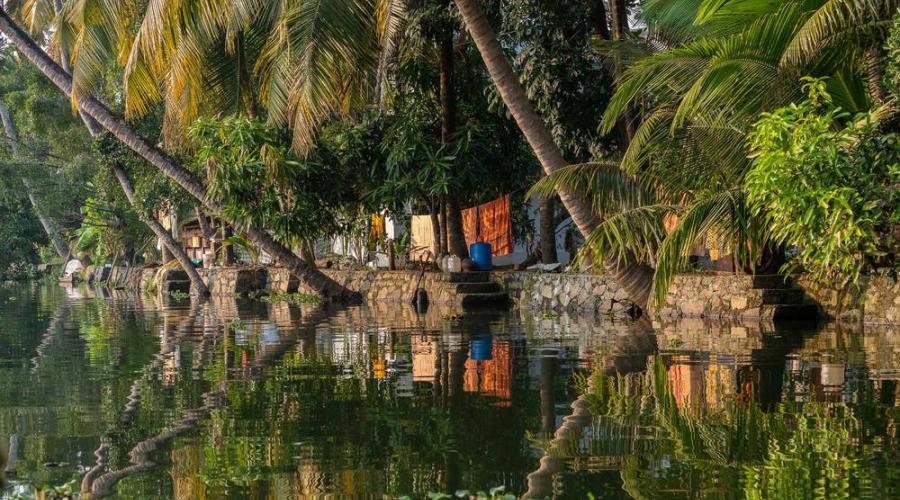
[464,341,512,400]
[669,362,705,410]
[461,195,513,256]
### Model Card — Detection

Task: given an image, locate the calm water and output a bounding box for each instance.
[0,284,898,498]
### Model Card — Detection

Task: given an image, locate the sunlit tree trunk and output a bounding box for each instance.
[452,0,654,310]
[112,164,210,297]
[0,7,351,299]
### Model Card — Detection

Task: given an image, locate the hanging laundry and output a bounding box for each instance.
[410,215,436,260]
[462,195,514,257]
[368,214,386,251]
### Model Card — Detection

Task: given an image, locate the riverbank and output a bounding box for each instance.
[62,264,900,326]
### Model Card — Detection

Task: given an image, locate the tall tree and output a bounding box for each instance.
[452,0,654,309]
[0,101,68,259]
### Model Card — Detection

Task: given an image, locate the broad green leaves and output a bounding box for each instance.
[746,79,899,287]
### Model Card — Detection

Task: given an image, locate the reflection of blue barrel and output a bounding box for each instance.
[470,336,493,361]
[470,242,493,271]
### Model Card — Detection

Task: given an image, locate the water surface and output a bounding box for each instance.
[0,284,897,498]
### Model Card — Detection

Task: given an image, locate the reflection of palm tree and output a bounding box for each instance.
[586,354,892,499]
[84,304,335,497]
[29,299,69,373]
[522,321,657,499]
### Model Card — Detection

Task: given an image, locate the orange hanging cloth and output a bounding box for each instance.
[461,195,514,256]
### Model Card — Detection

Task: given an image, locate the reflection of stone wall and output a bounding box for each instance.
[198,267,268,297]
[652,317,767,354]
[108,265,900,324]
[798,275,900,325]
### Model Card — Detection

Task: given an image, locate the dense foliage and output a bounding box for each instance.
[190,117,363,246]
[747,79,900,286]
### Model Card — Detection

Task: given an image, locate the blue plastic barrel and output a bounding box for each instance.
[469,242,493,271]
[470,336,493,361]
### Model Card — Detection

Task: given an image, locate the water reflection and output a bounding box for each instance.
[0,285,898,498]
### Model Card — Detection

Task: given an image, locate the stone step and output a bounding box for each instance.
[757,304,819,322]
[751,275,792,289]
[460,292,510,309]
[455,282,502,294]
[446,272,492,283]
[758,288,805,305]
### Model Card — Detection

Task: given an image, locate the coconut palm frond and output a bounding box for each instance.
[14,0,55,34]
[620,107,675,174]
[579,204,678,268]
[529,162,659,217]
[652,189,769,305]
[602,42,719,134]
[256,0,379,154]
[783,0,898,67]
[374,0,405,103]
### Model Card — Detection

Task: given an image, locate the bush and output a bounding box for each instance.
[746,78,899,287]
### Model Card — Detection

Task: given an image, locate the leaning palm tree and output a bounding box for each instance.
[534,0,896,306]
[452,0,656,310]
[0,6,352,298]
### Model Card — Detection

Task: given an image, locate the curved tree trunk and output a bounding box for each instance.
[451,0,654,310]
[112,164,210,297]
[0,102,69,260]
[0,7,351,300]
[24,182,69,260]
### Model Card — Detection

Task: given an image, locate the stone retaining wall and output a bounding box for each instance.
[797,275,900,325]
[95,264,900,324]
[492,272,633,316]
[652,275,782,321]
[298,270,461,305]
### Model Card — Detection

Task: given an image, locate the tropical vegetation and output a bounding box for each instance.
[0,0,893,310]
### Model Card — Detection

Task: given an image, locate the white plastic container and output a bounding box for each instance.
[447,255,462,273]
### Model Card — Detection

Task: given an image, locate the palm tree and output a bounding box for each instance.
[452,0,655,310]
[536,0,897,305]
[0,5,353,299]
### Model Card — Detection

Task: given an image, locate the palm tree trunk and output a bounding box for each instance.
[609,0,631,40]
[24,182,69,260]
[539,198,557,264]
[112,164,210,297]
[429,199,444,256]
[440,32,469,259]
[452,0,654,310]
[0,101,69,260]
[446,196,468,258]
[0,7,351,300]
[194,205,214,258]
[590,1,611,40]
